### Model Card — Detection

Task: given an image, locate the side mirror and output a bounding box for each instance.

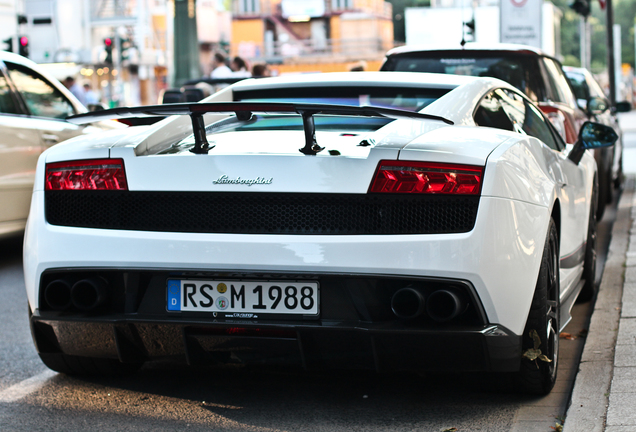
[587,97,609,116]
[615,101,632,113]
[568,121,618,165]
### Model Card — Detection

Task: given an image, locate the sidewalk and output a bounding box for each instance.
[563,114,636,431]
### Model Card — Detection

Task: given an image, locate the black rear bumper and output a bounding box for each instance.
[30,313,521,373]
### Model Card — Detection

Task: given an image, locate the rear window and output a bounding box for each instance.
[383,54,543,102]
[565,71,589,101]
[229,86,451,133]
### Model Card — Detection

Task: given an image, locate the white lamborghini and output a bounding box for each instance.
[23,72,617,394]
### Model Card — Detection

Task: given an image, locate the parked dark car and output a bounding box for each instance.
[380,43,622,218]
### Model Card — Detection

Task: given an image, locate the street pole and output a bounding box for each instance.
[173,0,201,87]
[580,17,587,69]
[607,0,616,107]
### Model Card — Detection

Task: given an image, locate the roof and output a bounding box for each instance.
[0,50,41,68]
[229,71,481,92]
[385,43,548,57]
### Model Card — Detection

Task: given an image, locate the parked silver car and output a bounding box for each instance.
[0,50,122,238]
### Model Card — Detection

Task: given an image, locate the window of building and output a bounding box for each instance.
[239,0,259,13]
[332,0,353,10]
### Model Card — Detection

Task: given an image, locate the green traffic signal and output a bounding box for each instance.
[119,36,132,62]
[465,19,475,38]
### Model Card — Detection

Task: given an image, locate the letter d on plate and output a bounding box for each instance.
[167,280,181,311]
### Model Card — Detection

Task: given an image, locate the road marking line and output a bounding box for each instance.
[0,370,56,403]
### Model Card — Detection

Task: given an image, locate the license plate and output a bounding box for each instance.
[166,279,319,315]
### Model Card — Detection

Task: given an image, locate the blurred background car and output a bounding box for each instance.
[564,66,627,190]
[380,43,625,218]
[0,50,123,238]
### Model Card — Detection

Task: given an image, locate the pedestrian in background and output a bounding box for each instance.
[231,56,251,77]
[63,76,86,105]
[83,83,99,105]
[252,63,271,78]
[210,53,233,78]
[349,61,366,72]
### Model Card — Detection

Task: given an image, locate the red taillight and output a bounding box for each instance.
[45,159,128,191]
[369,161,483,195]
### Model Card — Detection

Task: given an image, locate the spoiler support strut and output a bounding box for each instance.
[190,113,211,154]
[299,111,325,155]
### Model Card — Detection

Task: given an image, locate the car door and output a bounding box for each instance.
[497,89,588,269]
[4,61,85,150]
[0,65,42,228]
[475,89,587,267]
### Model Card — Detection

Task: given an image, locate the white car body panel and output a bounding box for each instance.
[0,116,41,226]
[24,191,547,335]
[23,72,603,376]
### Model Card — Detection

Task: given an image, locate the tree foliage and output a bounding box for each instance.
[550,0,636,70]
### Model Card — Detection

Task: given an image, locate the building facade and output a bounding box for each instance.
[231,0,394,73]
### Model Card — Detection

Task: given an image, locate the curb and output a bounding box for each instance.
[563,177,634,432]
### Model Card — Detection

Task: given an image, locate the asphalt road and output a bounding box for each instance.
[0,189,620,432]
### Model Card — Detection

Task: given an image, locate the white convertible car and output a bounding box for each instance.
[23,72,616,394]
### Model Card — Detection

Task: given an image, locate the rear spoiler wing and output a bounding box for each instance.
[66,102,454,156]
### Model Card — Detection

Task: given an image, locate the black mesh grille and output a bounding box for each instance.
[45,191,479,235]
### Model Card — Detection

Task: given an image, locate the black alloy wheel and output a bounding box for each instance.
[596,162,610,220]
[514,218,560,394]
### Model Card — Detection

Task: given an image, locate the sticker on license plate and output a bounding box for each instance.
[166,279,319,315]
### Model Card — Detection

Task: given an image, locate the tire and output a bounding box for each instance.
[38,352,143,376]
[614,155,624,190]
[514,218,560,395]
[596,162,611,220]
[578,179,599,302]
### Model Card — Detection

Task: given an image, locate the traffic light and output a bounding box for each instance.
[18,36,29,57]
[464,19,475,41]
[104,37,113,64]
[570,0,590,17]
[2,37,12,52]
[119,36,131,62]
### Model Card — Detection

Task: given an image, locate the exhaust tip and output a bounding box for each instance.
[426,289,467,322]
[391,287,426,319]
[44,279,73,310]
[71,278,109,311]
